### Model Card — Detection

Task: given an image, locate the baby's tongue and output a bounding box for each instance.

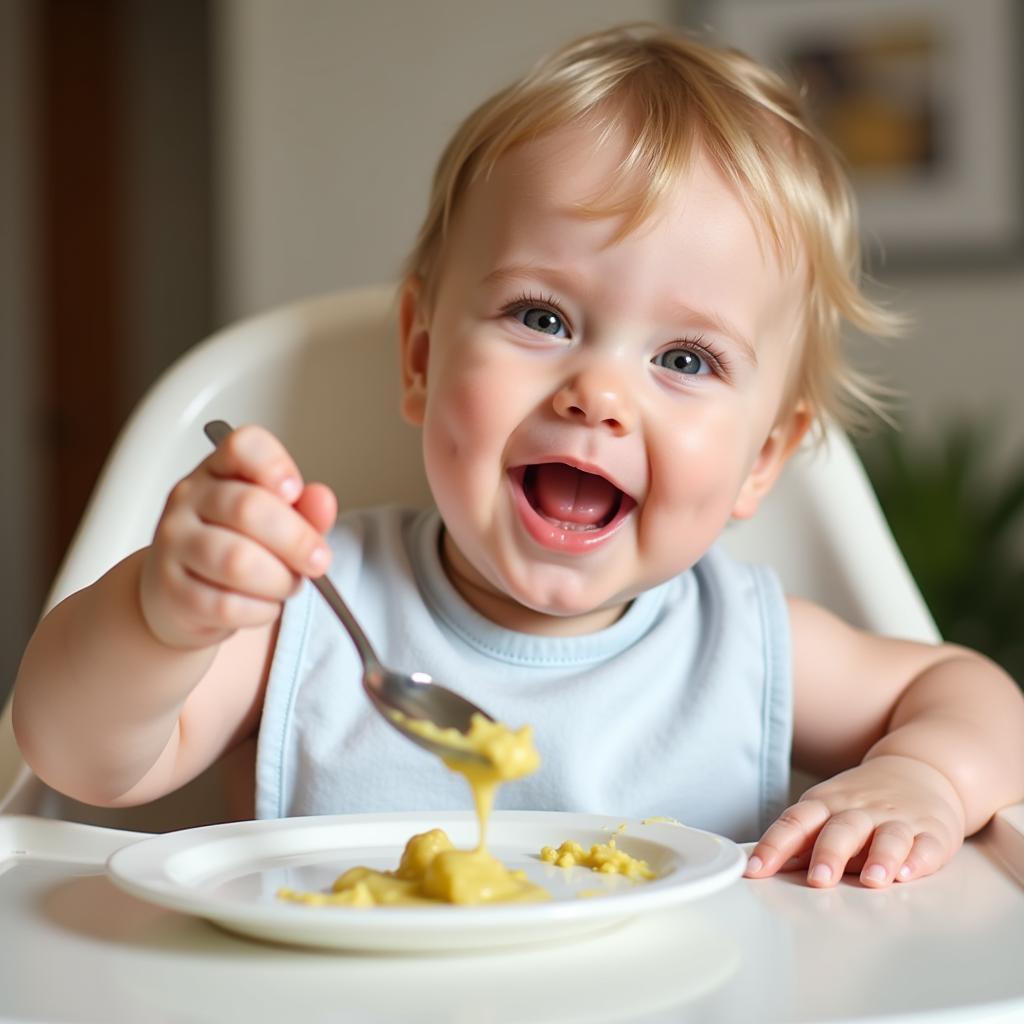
[531,463,618,526]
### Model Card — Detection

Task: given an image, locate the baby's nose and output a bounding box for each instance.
[552,366,637,436]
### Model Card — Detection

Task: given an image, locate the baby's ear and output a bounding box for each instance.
[398,276,430,426]
[732,403,812,520]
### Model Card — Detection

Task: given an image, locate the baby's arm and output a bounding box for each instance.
[745,597,1024,888]
[13,426,335,807]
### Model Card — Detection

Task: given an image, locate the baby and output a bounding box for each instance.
[13,26,1024,888]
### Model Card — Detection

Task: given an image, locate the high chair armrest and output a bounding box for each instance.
[985,802,1024,886]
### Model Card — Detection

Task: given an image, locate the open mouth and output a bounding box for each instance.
[509,463,636,551]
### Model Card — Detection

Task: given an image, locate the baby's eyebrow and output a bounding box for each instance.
[481,264,580,292]
[662,301,758,368]
[482,264,758,367]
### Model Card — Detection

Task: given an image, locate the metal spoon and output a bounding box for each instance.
[204,419,492,763]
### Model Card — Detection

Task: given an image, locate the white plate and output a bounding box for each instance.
[107,810,745,952]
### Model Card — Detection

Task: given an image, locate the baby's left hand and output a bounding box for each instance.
[744,755,966,888]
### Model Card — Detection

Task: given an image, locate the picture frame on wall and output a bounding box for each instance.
[692,0,1024,270]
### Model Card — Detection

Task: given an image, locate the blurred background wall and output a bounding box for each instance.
[2,0,1023,704]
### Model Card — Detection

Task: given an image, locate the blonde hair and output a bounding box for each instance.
[404,24,903,434]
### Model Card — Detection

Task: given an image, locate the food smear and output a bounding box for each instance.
[540,825,655,881]
[277,714,549,907]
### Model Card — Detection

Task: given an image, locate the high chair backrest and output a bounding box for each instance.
[0,284,939,829]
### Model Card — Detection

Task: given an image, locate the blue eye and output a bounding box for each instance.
[518,307,567,337]
[653,347,706,376]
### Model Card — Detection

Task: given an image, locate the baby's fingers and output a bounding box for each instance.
[858,821,916,887]
[197,480,330,578]
[294,481,338,539]
[178,522,301,602]
[206,424,303,502]
[161,555,284,636]
[745,800,832,878]
[893,831,953,885]
[804,809,877,887]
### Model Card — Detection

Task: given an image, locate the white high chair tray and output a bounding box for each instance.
[2,808,1024,1024]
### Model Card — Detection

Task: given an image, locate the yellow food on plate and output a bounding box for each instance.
[278,827,548,906]
[277,714,548,907]
[540,826,655,882]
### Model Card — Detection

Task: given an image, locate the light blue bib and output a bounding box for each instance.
[256,507,791,842]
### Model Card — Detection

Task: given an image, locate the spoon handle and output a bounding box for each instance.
[308,574,384,675]
[203,419,385,675]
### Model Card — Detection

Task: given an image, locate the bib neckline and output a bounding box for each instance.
[407,509,673,668]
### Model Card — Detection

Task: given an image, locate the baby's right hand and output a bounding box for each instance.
[139,425,337,650]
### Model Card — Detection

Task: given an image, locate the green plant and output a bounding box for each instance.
[856,419,1024,689]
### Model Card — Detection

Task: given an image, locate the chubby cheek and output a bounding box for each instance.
[641,413,754,565]
[420,348,516,519]
[423,379,481,465]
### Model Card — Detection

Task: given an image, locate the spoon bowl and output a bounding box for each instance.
[204,419,493,765]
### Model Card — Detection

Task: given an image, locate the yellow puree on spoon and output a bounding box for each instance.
[277,714,549,906]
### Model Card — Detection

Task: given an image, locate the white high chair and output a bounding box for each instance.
[0,283,939,832]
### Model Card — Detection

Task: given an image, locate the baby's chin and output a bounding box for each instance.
[482,564,638,630]
[440,529,636,630]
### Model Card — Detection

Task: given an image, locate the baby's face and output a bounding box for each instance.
[401,122,809,634]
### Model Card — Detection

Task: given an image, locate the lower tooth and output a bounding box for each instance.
[553,519,596,532]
